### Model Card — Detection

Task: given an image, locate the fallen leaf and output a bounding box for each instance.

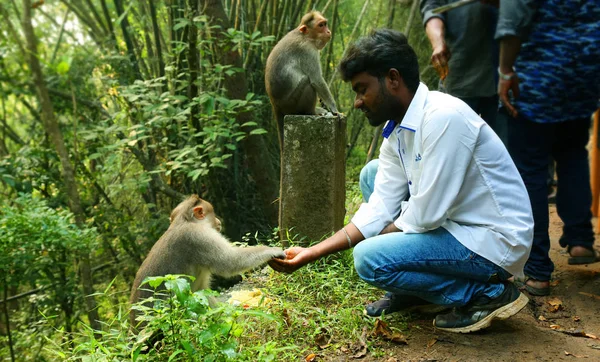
[385,358,399,362]
[351,327,368,359]
[539,315,548,321]
[427,338,438,348]
[372,320,408,345]
[314,327,331,349]
[305,353,316,362]
[550,279,561,287]
[573,316,581,322]
[551,328,600,340]
[564,351,588,358]
[547,298,564,312]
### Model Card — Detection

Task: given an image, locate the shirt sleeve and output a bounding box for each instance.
[351,136,409,238]
[395,108,477,233]
[420,0,446,26]
[495,0,539,40]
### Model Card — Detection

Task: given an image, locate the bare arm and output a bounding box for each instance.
[269,223,364,273]
[498,36,522,117]
[424,17,450,80]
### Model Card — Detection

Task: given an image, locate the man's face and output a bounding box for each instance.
[351,72,401,127]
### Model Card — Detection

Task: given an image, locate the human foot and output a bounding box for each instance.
[514,277,550,296]
[567,246,600,265]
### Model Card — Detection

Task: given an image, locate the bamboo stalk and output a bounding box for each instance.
[243,0,270,69]
[328,0,370,87]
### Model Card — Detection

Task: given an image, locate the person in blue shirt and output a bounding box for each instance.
[496,0,600,296]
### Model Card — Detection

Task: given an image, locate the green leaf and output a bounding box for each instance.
[249,128,268,135]
[168,349,185,362]
[56,61,70,75]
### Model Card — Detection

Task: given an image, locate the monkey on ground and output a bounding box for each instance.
[129,194,285,332]
[265,10,339,150]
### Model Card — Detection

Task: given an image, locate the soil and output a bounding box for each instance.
[359,205,600,362]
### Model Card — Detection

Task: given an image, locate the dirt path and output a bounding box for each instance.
[365,205,600,362]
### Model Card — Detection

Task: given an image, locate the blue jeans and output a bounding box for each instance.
[501,108,594,281]
[355,162,511,306]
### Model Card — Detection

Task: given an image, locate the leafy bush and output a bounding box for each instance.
[0,194,100,357]
[44,275,291,361]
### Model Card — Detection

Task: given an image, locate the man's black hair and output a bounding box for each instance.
[338,29,420,93]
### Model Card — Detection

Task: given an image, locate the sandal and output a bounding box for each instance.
[513,276,550,296]
[567,246,600,265]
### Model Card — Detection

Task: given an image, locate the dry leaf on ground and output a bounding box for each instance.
[564,350,588,358]
[372,320,408,345]
[547,298,564,312]
[427,338,438,348]
[305,353,316,362]
[350,326,368,359]
[314,327,331,349]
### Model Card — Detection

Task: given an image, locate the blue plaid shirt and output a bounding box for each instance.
[496,0,600,123]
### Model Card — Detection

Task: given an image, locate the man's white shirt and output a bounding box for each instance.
[351,83,533,277]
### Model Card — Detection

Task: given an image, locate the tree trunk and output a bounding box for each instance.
[201,0,279,226]
[21,0,102,336]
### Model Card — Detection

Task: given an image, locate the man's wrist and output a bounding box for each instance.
[498,67,516,80]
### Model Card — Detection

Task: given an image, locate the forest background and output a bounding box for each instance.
[0,0,441,360]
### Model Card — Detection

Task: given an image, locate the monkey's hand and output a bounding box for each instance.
[268,247,316,274]
[269,247,286,260]
[319,100,338,115]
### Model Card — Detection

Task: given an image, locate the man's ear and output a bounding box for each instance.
[299,24,308,34]
[192,206,205,220]
[388,68,402,88]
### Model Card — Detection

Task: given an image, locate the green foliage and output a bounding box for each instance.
[43,275,290,361]
[0,1,442,359]
[0,194,99,291]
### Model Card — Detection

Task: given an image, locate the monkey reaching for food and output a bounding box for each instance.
[129,195,285,331]
[265,11,339,150]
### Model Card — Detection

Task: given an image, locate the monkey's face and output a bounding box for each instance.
[197,200,222,232]
[311,16,332,50]
[213,217,222,232]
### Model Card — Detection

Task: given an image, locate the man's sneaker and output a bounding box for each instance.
[364,292,449,317]
[433,282,529,333]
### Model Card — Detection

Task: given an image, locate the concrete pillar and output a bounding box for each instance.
[279,114,346,245]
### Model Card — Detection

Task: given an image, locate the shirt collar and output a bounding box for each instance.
[398,82,428,132]
[381,82,429,138]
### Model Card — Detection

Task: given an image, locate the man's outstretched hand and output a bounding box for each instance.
[269,246,316,274]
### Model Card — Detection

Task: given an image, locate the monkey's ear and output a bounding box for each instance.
[299,24,308,34]
[192,206,205,220]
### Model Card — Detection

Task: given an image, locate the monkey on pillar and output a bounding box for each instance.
[129,195,285,332]
[265,11,339,150]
